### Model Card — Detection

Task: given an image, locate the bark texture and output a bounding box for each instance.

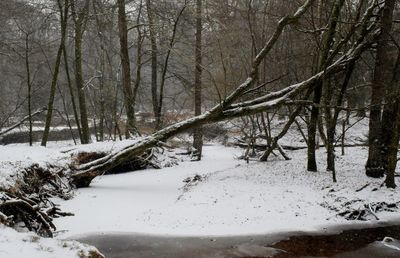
[117,0,137,137]
[193,0,203,159]
[366,0,397,178]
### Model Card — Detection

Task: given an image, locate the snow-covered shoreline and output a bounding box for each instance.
[0,224,103,258]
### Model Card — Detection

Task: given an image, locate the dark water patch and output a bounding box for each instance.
[272,225,400,257]
[73,223,400,258]
[75,233,284,258]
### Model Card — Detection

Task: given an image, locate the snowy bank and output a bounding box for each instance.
[54,145,400,238]
[0,224,103,258]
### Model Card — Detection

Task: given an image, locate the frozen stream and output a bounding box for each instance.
[73,223,400,257]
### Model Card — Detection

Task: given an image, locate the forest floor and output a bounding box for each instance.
[0,117,400,257]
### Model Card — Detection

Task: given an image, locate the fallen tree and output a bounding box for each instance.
[70,0,380,187]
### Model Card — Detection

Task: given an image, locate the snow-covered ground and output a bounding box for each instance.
[0,138,147,190]
[0,116,399,257]
[53,144,399,238]
[0,224,102,258]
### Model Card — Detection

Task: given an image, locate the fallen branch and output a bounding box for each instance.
[355,183,370,192]
[328,201,399,221]
[234,141,367,151]
[0,107,46,136]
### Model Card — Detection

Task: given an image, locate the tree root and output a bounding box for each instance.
[70,148,163,187]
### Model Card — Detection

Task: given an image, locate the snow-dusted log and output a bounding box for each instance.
[70,0,378,188]
[0,107,46,136]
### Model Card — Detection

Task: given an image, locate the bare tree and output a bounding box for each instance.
[193,0,203,159]
[117,0,138,137]
[41,0,69,146]
[71,0,91,144]
[307,0,345,173]
[366,0,397,179]
[146,0,159,127]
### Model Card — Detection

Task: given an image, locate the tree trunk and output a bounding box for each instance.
[41,0,69,147]
[307,0,345,172]
[325,61,356,182]
[62,33,83,143]
[381,5,399,188]
[71,0,91,144]
[92,0,106,142]
[146,0,159,128]
[382,96,399,188]
[192,0,203,160]
[117,0,137,138]
[133,0,144,127]
[366,0,397,178]
[24,34,33,146]
[156,4,186,129]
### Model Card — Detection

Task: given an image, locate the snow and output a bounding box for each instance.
[0,117,399,250]
[0,224,102,258]
[0,145,65,189]
[0,138,145,190]
[54,144,400,238]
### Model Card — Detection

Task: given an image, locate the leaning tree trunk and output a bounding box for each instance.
[156,4,186,129]
[0,107,46,136]
[69,0,379,188]
[71,0,316,187]
[70,47,365,188]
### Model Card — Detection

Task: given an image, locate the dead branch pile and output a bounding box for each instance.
[0,164,74,237]
[21,164,73,200]
[322,200,400,221]
[338,202,399,221]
